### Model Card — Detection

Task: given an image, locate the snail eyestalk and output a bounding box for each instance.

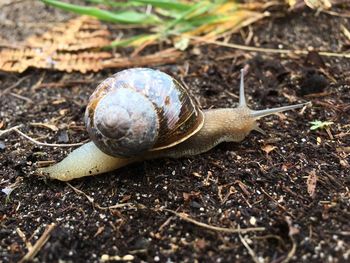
[250,102,310,119]
[239,68,247,107]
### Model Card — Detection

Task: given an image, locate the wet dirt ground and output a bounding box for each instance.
[0,1,349,262]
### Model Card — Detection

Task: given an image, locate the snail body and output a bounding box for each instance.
[39,68,308,181]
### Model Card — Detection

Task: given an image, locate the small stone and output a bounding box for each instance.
[123,255,134,261]
[0,141,5,151]
[101,254,109,261]
[190,201,201,209]
[249,216,257,226]
[57,130,69,143]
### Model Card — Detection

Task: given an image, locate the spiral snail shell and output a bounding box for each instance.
[39,68,310,181]
[85,68,204,157]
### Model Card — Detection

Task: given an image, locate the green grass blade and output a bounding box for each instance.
[162,1,203,33]
[85,0,144,8]
[132,0,191,11]
[187,14,227,27]
[107,34,158,48]
[41,0,160,24]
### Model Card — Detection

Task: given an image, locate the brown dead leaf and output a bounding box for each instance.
[93,226,105,237]
[183,191,201,202]
[0,16,182,73]
[304,0,332,10]
[235,180,250,196]
[261,144,277,154]
[120,195,131,203]
[322,203,331,220]
[282,162,294,172]
[0,16,111,73]
[307,170,317,198]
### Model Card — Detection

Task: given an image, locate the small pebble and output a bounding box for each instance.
[57,130,69,143]
[190,201,201,209]
[249,216,257,226]
[0,141,6,151]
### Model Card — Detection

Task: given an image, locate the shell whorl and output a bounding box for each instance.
[85,68,204,157]
[91,88,159,157]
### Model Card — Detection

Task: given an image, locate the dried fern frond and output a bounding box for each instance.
[0,15,182,73]
[0,16,112,73]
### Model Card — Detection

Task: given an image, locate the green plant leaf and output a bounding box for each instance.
[85,0,143,8]
[41,0,160,24]
[132,0,191,11]
[309,120,334,130]
[161,1,203,34]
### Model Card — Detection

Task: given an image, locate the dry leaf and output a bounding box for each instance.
[304,0,332,10]
[93,226,105,237]
[183,191,201,202]
[307,169,317,198]
[261,144,277,154]
[0,16,182,73]
[0,16,112,73]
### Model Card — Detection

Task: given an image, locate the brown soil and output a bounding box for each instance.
[0,1,349,263]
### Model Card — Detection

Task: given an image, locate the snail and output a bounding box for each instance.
[38,68,309,181]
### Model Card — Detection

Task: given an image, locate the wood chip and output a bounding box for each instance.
[307,170,317,198]
[261,144,277,154]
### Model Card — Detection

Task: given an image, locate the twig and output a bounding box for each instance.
[0,76,30,98]
[164,209,265,234]
[282,216,298,263]
[238,230,260,263]
[66,183,133,210]
[16,228,33,250]
[282,235,297,263]
[158,215,175,232]
[322,10,350,18]
[0,125,23,137]
[19,223,56,263]
[10,92,33,103]
[12,128,85,147]
[190,36,350,59]
[253,234,286,249]
[260,187,295,218]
